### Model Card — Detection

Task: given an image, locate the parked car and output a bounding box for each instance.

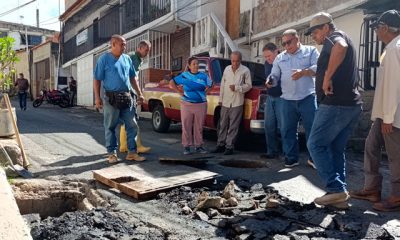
[142,57,268,135]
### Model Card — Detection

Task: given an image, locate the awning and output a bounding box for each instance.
[356,0,400,14]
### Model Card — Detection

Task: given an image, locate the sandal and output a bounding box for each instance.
[373,199,400,212]
[107,153,119,164]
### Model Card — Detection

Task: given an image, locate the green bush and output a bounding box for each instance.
[0,36,19,92]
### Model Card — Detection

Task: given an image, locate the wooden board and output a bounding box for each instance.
[93,163,218,200]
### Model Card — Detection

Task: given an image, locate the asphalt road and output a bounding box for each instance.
[14,99,400,239]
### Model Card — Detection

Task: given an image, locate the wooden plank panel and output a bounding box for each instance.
[93,163,218,200]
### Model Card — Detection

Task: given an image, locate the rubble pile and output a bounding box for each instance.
[157,179,396,239]
[27,208,165,240]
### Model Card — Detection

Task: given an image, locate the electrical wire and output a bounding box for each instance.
[0,0,37,18]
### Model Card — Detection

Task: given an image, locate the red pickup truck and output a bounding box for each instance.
[142,57,267,135]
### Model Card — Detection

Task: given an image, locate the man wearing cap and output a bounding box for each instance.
[269,29,319,168]
[305,12,362,209]
[350,10,400,212]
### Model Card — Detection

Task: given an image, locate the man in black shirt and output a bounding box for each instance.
[305,12,362,209]
[261,43,282,159]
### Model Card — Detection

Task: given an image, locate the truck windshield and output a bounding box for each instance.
[211,59,265,86]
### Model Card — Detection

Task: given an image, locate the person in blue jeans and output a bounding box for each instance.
[260,43,282,159]
[305,12,362,209]
[93,35,145,164]
[270,29,319,167]
[15,73,29,111]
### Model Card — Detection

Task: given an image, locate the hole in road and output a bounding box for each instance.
[111,176,138,183]
[219,160,267,168]
[12,179,107,219]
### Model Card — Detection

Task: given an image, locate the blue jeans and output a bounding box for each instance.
[281,94,317,162]
[307,104,362,193]
[264,95,282,155]
[18,91,27,109]
[103,96,138,154]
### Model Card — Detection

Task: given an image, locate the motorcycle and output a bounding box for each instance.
[32,87,70,108]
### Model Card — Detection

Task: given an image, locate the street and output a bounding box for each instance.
[14,100,400,239]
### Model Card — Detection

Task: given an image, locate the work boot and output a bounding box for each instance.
[211,145,225,153]
[107,153,119,164]
[349,189,381,202]
[314,192,349,206]
[126,152,146,161]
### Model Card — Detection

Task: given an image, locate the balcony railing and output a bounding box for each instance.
[192,12,238,58]
[62,0,171,63]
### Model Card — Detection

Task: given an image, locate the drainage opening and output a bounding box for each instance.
[219,159,267,168]
[111,176,137,183]
[12,179,108,219]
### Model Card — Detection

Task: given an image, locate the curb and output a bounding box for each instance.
[0,168,32,240]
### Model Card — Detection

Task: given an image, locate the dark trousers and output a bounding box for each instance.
[18,91,27,110]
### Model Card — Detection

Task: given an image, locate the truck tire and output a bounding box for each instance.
[152,105,170,133]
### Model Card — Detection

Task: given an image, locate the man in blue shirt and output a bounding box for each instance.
[94,35,145,163]
[270,29,319,167]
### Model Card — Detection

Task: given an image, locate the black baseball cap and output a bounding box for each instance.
[370,10,400,28]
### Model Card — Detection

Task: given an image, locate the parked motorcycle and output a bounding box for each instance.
[32,88,70,108]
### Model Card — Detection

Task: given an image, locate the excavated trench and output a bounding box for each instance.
[11,179,150,240]
[11,179,396,240]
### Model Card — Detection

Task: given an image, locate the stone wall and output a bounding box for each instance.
[252,0,351,34]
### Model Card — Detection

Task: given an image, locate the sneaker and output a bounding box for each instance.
[195,146,208,154]
[223,148,234,155]
[126,152,146,161]
[137,146,151,154]
[314,192,350,206]
[307,159,317,169]
[107,153,119,164]
[211,145,225,153]
[183,147,191,155]
[349,189,381,202]
[284,158,299,168]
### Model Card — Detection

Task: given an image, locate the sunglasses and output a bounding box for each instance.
[282,38,296,47]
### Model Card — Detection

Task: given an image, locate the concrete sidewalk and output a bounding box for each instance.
[0,169,32,240]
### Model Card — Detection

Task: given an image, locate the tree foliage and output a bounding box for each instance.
[0,35,19,92]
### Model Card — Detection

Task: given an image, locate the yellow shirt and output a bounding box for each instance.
[219,64,252,108]
[371,35,400,128]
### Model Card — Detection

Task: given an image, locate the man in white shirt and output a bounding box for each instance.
[350,10,400,212]
[211,51,252,155]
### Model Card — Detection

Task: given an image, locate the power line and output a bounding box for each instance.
[0,0,37,18]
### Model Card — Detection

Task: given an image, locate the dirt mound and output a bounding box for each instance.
[29,208,165,240]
